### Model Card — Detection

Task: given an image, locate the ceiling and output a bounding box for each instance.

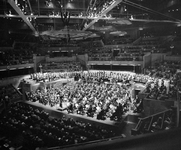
[0,0,181,44]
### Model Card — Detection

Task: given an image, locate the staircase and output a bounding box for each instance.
[131,108,176,135]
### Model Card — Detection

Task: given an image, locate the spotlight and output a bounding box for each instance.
[45,0,54,8]
[34,31,39,37]
[177,23,181,27]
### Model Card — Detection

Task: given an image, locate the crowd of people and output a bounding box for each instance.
[0,102,123,150]
[0,49,34,66]
[0,84,22,114]
[106,38,134,45]
[87,36,170,62]
[27,82,131,121]
[42,61,82,72]
[26,71,147,121]
[145,60,181,100]
[145,60,181,79]
[138,36,160,46]
[29,71,83,83]
[29,72,71,83]
[31,71,151,84]
[25,65,181,125]
[1,60,180,149]
[88,47,144,62]
[145,79,168,100]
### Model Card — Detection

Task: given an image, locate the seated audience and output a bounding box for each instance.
[0,102,123,149]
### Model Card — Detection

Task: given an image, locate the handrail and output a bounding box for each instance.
[12,84,22,96]
[134,119,142,130]
[140,109,171,121]
[131,109,172,135]
[146,116,154,132]
[160,112,166,130]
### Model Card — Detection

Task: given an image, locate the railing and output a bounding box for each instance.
[131,108,175,135]
[89,56,143,61]
[132,37,141,45]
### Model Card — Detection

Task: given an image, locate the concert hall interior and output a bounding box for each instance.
[0,0,181,150]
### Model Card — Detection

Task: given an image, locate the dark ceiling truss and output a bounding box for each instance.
[1,0,180,37]
[123,0,181,23]
[80,0,104,30]
[82,0,124,31]
[7,0,37,33]
[27,0,32,13]
[80,0,94,29]
[0,14,117,20]
[60,11,70,27]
